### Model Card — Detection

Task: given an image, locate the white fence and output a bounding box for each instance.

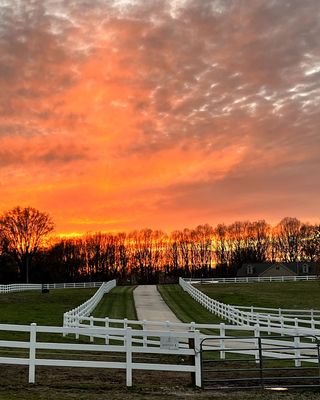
[63,280,116,328]
[186,275,318,284]
[1,321,318,387]
[0,283,42,293]
[0,323,201,386]
[0,281,105,293]
[179,278,320,337]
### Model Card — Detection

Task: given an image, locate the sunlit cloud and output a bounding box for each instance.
[0,0,319,232]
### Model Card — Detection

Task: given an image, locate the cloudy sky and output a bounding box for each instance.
[0,0,319,234]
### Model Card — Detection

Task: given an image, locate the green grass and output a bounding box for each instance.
[0,286,138,342]
[158,284,257,336]
[158,282,320,336]
[158,284,224,331]
[0,288,97,325]
[0,286,138,327]
[92,285,137,320]
[195,281,320,310]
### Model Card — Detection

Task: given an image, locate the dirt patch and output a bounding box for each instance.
[1,365,320,400]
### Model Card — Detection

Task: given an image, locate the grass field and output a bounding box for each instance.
[0,285,137,326]
[195,281,320,309]
[0,288,97,325]
[92,285,137,320]
[158,284,224,325]
[159,282,320,328]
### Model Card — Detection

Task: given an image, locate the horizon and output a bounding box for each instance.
[0,0,319,234]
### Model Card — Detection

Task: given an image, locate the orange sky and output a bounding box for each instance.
[0,0,319,234]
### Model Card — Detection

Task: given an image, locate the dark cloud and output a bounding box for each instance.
[0,142,90,167]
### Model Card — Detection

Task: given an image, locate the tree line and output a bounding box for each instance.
[0,207,319,284]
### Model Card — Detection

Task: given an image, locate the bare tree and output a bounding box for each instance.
[274,217,302,262]
[0,206,54,283]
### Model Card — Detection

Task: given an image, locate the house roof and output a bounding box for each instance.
[237,261,318,277]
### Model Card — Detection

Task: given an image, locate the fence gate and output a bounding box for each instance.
[200,335,320,390]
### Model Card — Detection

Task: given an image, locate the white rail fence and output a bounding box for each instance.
[0,322,318,387]
[0,281,105,293]
[63,280,116,329]
[186,275,318,284]
[0,323,201,386]
[179,278,320,337]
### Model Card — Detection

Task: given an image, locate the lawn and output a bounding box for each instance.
[158,282,320,336]
[0,285,138,326]
[0,288,97,325]
[92,285,137,320]
[195,281,320,310]
[158,284,224,326]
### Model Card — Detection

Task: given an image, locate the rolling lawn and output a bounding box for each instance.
[195,281,320,310]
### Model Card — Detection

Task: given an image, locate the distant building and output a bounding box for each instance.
[237,262,318,277]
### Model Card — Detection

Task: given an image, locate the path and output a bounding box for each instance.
[134,285,182,331]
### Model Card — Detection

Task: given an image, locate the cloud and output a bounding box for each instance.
[0,0,319,231]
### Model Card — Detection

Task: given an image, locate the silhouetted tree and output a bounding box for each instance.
[0,206,54,283]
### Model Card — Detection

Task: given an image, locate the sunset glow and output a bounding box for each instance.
[0,0,319,234]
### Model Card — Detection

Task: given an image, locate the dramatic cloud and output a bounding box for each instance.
[0,0,319,233]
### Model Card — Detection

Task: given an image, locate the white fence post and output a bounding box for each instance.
[267,315,271,335]
[29,323,37,384]
[294,334,301,367]
[76,317,80,339]
[142,320,147,347]
[194,330,201,388]
[105,317,109,344]
[220,323,225,360]
[126,327,133,387]
[254,324,260,364]
[90,316,94,342]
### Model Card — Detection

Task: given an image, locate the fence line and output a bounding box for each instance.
[186,275,318,284]
[179,278,320,336]
[0,281,105,293]
[63,280,116,329]
[0,323,201,387]
[0,322,318,387]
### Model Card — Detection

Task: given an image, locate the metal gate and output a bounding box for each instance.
[201,335,320,390]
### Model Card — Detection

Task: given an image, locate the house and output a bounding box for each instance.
[237,262,318,277]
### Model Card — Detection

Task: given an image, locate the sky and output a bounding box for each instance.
[0,0,319,235]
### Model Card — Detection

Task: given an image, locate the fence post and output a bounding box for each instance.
[220,323,225,360]
[142,320,147,347]
[294,334,301,367]
[63,313,67,337]
[126,327,133,387]
[280,317,284,336]
[29,323,37,384]
[194,330,202,388]
[105,317,109,345]
[267,315,271,335]
[90,316,94,342]
[254,324,260,364]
